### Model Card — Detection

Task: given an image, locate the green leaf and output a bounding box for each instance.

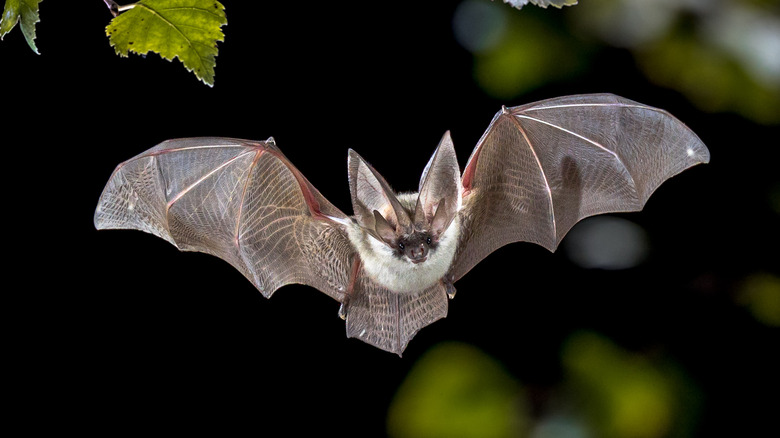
[106,0,227,86]
[1,0,43,54]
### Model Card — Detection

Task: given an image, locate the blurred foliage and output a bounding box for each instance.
[629,6,780,125]
[0,0,42,53]
[562,332,701,438]
[738,273,780,326]
[456,0,780,124]
[455,0,590,98]
[390,334,701,438]
[387,342,527,438]
[475,13,589,98]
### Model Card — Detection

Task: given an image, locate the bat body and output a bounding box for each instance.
[95,94,709,355]
[344,192,461,295]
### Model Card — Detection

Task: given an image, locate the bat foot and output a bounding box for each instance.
[443,280,456,299]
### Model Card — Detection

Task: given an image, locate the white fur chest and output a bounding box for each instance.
[346,216,460,293]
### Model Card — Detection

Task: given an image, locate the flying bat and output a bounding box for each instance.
[94,94,709,355]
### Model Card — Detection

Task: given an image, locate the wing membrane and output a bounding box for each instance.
[452,94,709,281]
[95,137,353,301]
[346,276,448,355]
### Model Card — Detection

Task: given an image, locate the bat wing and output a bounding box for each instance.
[451,94,710,281]
[346,272,448,356]
[94,137,354,302]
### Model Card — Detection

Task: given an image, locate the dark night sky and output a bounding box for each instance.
[5,1,778,436]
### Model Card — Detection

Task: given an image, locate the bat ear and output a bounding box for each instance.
[373,210,398,245]
[430,198,455,236]
[348,149,412,233]
[415,131,461,234]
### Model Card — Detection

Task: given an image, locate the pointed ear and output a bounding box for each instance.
[373,210,397,245]
[414,131,461,233]
[348,149,411,231]
[430,198,455,236]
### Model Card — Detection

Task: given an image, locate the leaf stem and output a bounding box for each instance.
[103,1,137,17]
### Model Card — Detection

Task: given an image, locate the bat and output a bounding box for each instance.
[94,94,709,355]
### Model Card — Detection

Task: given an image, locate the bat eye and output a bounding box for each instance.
[398,242,405,250]
[426,237,432,245]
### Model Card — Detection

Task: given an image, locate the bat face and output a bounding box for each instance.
[373,193,450,265]
[398,231,433,264]
[373,206,435,263]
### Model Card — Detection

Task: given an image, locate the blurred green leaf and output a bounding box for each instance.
[106,0,227,86]
[637,31,780,125]
[0,0,43,54]
[562,332,700,438]
[738,273,780,327]
[472,9,589,99]
[388,342,527,438]
[570,0,780,124]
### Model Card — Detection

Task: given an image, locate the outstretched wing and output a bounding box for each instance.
[451,94,709,281]
[94,137,354,302]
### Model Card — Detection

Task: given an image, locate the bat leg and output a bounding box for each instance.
[442,277,456,299]
[338,256,362,320]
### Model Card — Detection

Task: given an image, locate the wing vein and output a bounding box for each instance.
[515,114,619,159]
[507,115,556,243]
[234,149,265,247]
[522,102,659,113]
[395,293,401,354]
[165,151,252,220]
[145,143,252,157]
[514,114,638,193]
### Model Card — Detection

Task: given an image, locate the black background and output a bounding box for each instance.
[4,1,778,436]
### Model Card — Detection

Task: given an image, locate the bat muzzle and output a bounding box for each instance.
[407,244,428,263]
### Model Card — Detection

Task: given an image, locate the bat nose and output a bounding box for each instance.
[409,244,428,262]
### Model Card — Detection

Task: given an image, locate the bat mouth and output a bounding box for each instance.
[410,256,427,264]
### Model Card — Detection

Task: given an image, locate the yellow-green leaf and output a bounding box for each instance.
[106,0,227,86]
[1,0,43,54]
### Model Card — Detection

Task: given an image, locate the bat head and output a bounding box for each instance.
[348,132,462,264]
